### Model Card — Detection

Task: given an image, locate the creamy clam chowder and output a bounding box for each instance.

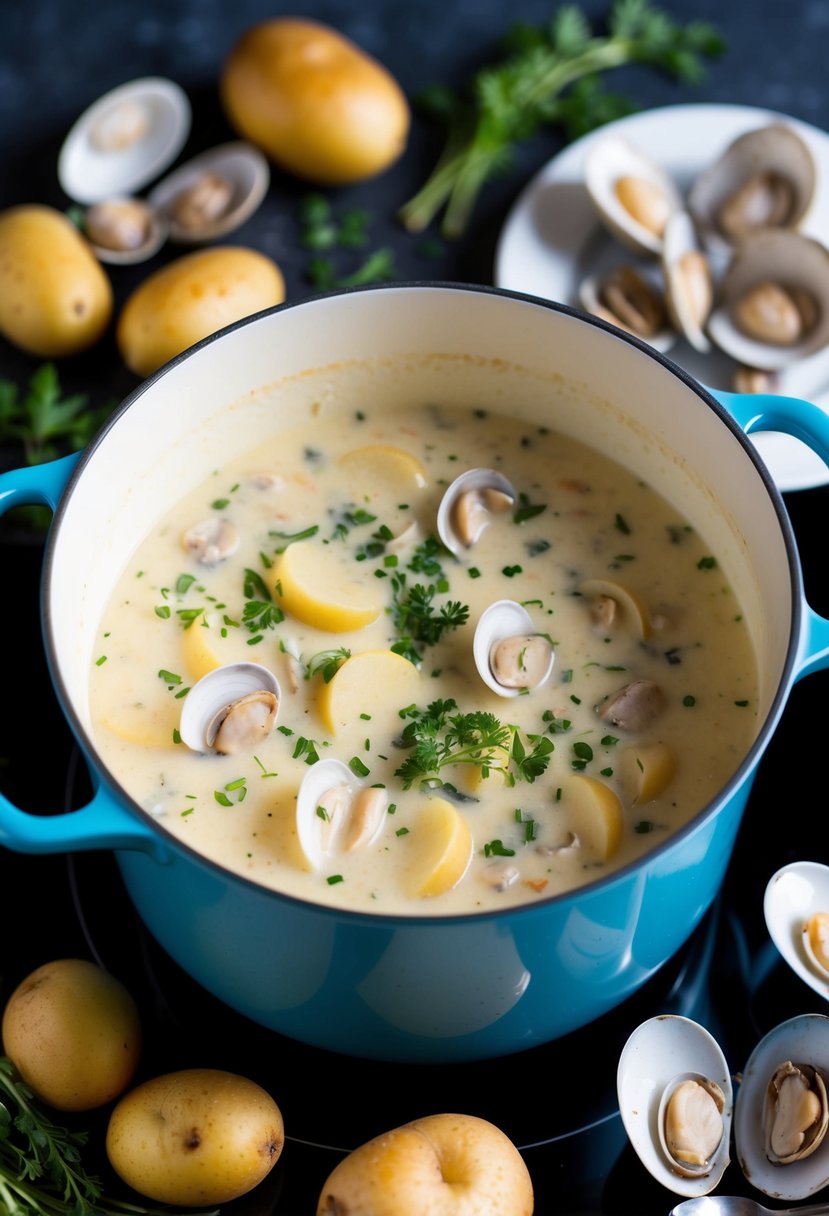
[90,401,758,915]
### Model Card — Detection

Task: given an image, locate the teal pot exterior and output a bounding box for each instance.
[2,284,829,1062]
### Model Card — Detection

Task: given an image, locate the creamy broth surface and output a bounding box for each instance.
[90,402,758,914]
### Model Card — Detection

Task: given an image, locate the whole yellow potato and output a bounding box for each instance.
[117,246,285,378]
[316,1112,534,1216]
[1,957,141,1112]
[106,1067,284,1206]
[0,204,113,357]
[220,18,410,184]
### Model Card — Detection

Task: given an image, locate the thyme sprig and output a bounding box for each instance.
[394,698,554,788]
[0,1057,216,1216]
[399,0,725,237]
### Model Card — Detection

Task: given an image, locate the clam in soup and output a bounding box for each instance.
[90,401,758,915]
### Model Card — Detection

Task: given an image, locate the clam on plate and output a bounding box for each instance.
[764,860,829,1002]
[616,1014,733,1197]
[147,142,270,243]
[58,77,191,205]
[494,102,829,493]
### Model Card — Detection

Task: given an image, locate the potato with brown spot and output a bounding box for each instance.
[1,957,141,1111]
[105,1067,284,1206]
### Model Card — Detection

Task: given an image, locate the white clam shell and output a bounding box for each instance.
[764,860,829,1002]
[58,77,191,205]
[617,1014,733,1197]
[706,230,829,371]
[734,1013,829,1200]
[148,141,270,244]
[296,758,385,871]
[577,265,677,353]
[584,134,683,257]
[179,661,280,754]
[84,197,168,266]
[436,468,516,559]
[661,210,715,354]
[472,600,554,698]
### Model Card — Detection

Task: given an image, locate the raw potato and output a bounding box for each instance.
[117,245,285,378]
[0,204,112,357]
[220,18,410,185]
[316,1112,534,1216]
[106,1067,284,1206]
[1,958,141,1111]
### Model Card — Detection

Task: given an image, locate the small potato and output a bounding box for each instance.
[220,18,410,185]
[0,204,113,357]
[117,246,285,378]
[1,957,141,1111]
[106,1067,284,1207]
[316,1112,534,1216]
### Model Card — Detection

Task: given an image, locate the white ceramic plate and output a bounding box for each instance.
[494,103,829,492]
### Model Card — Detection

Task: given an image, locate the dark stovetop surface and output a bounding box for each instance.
[2,1,829,1213]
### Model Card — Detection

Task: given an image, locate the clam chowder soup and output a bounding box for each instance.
[91,402,758,914]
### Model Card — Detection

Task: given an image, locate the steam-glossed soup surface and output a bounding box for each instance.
[90,402,758,914]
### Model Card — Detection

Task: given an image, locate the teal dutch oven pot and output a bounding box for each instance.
[2,284,829,1063]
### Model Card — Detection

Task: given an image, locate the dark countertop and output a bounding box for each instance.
[1,2,828,1214]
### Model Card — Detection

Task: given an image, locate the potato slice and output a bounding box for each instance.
[336,444,428,498]
[180,618,223,680]
[100,699,180,749]
[620,741,677,804]
[318,649,421,735]
[580,577,652,639]
[565,774,624,862]
[406,797,473,898]
[274,539,383,632]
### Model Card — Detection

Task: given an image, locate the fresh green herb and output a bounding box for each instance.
[615,512,631,534]
[634,820,658,834]
[95,655,107,667]
[526,538,551,556]
[0,1057,217,1216]
[307,248,398,291]
[242,600,285,633]
[154,605,171,619]
[389,577,470,665]
[513,493,547,524]
[176,607,204,630]
[293,736,321,765]
[395,698,554,789]
[305,648,352,683]
[327,874,345,885]
[158,669,182,687]
[683,694,696,707]
[398,0,724,237]
[269,525,320,553]
[253,755,277,778]
[483,839,516,858]
[0,363,113,466]
[349,757,371,777]
[502,565,523,578]
[697,556,717,570]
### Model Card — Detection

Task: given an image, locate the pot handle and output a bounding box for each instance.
[712,389,829,682]
[0,455,169,863]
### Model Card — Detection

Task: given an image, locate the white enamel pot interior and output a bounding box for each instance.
[40,283,805,1061]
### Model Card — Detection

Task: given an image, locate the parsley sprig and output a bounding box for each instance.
[399,0,725,237]
[0,364,111,466]
[390,577,469,666]
[0,1057,216,1216]
[395,698,554,788]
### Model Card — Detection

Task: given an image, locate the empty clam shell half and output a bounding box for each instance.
[58,77,192,205]
[764,859,829,1002]
[734,1013,829,1200]
[436,468,516,559]
[617,1014,733,1197]
[179,661,280,754]
[473,600,554,697]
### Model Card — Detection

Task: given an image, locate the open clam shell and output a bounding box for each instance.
[584,134,684,257]
[58,77,191,205]
[688,122,817,257]
[661,211,715,354]
[472,600,554,698]
[734,1013,829,1200]
[578,263,676,353]
[83,196,168,265]
[148,141,270,244]
[436,468,515,559]
[179,661,280,755]
[617,1014,733,1197]
[764,860,829,1002]
[296,758,388,871]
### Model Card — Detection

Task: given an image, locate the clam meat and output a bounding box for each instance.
[182,518,240,565]
[765,1060,828,1165]
[296,758,388,870]
[688,123,817,255]
[578,264,676,352]
[148,142,270,244]
[706,230,829,371]
[596,679,665,731]
[179,662,281,755]
[660,1075,726,1178]
[473,600,554,698]
[764,860,829,1001]
[436,468,515,559]
[83,196,167,265]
